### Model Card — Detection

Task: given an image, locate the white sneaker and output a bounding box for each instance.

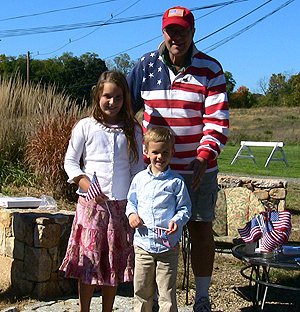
[193,297,211,312]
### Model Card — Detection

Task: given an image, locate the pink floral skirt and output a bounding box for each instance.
[59,196,134,286]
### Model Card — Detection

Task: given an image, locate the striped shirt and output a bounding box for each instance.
[128,42,229,173]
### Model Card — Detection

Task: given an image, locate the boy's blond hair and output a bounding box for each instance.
[144,127,175,147]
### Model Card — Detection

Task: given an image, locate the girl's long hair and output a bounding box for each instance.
[91,70,140,163]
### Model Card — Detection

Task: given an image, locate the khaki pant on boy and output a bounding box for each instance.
[134,245,179,312]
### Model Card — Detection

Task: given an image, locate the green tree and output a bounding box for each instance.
[224,71,236,100]
[107,53,136,75]
[0,52,107,106]
[267,73,288,97]
[0,54,26,78]
[285,73,300,107]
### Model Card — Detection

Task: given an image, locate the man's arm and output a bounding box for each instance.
[189,58,229,189]
[127,58,145,114]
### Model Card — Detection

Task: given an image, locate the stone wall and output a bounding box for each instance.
[0,175,289,300]
[0,208,76,299]
[218,174,288,211]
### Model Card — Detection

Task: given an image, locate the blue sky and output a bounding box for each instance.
[0,0,299,92]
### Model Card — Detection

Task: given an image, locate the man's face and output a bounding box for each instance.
[163,25,194,59]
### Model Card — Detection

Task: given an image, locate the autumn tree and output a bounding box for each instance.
[230,86,256,108]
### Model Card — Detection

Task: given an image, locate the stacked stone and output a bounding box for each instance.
[218,175,287,211]
[0,209,76,299]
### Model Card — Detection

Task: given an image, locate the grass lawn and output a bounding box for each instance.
[218,145,300,178]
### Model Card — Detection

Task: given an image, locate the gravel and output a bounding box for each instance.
[1,253,299,312]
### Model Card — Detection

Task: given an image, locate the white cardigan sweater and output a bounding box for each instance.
[64,117,144,200]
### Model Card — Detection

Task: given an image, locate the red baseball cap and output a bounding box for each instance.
[162,6,194,30]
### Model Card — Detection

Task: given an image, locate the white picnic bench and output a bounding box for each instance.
[230,141,288,167]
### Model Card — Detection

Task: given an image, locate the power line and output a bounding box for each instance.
[103,0,236,59]
[1,0,292,69]
[104,0,272,59]
[202,0,295,52]
[26,0,296,90]
[35,0,143,56]
[32,0,141,56]
[0,1,247,38]
[0,0,118,22]
[105,0,293,60]
[195,0,273,44]
[0,0,248,59]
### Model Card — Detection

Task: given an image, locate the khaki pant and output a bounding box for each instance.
[133,245,179,312]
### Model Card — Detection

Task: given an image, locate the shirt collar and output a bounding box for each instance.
[146,164,171,178]
[159,42,194,74]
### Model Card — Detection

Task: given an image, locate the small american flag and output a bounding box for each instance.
[86,172,102,202]
[238,216,262,243]
[153,226,171,248]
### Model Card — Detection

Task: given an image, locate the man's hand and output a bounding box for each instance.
[128,213,144,229]
[186,157,208,190]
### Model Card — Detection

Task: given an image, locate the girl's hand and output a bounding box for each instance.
[128,213,144,229]
[167,221,178,234]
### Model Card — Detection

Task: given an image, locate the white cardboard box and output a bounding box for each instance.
[0,196,42,208]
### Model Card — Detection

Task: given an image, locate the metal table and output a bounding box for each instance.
[232,244,300,310]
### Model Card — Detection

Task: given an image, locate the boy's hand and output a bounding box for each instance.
[128,213,144,229]
[167,220,178,234]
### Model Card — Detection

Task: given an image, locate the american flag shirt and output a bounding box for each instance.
[128,43,229,173]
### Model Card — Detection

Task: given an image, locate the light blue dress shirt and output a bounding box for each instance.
[126,165,192,253]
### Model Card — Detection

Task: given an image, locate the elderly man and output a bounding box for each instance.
[127,6,229,312]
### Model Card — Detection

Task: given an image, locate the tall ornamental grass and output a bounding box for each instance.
[0,76,88,196]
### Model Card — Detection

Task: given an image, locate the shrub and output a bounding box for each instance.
[25,114,80,200]
[0,158,36,188]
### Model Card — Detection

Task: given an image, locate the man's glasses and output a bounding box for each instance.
[163,27,192,38]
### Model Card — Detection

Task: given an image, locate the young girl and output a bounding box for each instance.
[59,71,144,312]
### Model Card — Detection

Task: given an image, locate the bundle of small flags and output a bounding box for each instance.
[147,225,171,248]
[259,210,292,252]
[86,172,102,202]
[238,210,292,252]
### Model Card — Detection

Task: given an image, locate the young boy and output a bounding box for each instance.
[126,127,192,312]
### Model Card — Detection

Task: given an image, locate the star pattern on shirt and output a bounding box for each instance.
[139,52,170,90]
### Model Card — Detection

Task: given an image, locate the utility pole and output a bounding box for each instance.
[26,51,30,83]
